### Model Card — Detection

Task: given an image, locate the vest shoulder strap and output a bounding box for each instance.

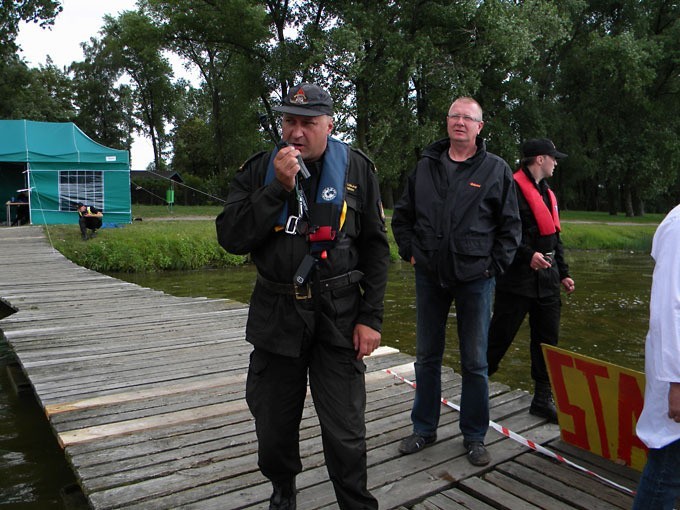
[514,169,560,236]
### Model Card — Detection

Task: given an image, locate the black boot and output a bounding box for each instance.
[269,480,296,510]
[530,382,558,424]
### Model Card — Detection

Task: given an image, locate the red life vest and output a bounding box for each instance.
[514,169,561,236]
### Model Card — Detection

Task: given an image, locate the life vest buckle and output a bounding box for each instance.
[285,216,300,235]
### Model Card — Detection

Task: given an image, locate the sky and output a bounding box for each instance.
[16,0,179,170]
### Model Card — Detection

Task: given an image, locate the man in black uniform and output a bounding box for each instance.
[216,83,389,510]
[487,138,575,423]
[76,202,103,240]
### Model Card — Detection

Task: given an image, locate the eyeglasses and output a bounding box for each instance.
[447,113,482,123]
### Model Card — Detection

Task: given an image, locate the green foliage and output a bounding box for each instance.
[144,0,270,177]
[171,116,217,179]
[48,220,245,272]
[131,204,223,218]
[560,210,665,224]
[70,38,136,151]
[0,56,76,121]
[560,223,656,251]
[47,207,654,274]
[100,9,178,169]
[0,0,61,59]
[10,0,680,216]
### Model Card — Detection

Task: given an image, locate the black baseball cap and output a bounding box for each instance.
[272,83,333,117]
[521,138,567,159]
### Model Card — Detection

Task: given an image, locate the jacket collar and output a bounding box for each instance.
[422,136,487,164]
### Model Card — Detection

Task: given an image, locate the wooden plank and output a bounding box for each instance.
[513,452,635,508]
[547,439,641,484]
[427,488,497,510]
[375,422,561,509]
[1,228,644,510]
[481,470,575,510]
[50,386,248,432]
[496,458,624,510]
[459,476,542,510]
[58,400,249,447]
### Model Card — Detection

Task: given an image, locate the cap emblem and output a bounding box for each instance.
[291,88,308,105]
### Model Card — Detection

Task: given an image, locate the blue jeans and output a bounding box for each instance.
[633,437,680,510]
[411,265,494,443]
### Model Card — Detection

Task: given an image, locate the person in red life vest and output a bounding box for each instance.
[487,138,575,423]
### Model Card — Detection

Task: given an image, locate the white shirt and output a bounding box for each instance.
[636,204,680,449]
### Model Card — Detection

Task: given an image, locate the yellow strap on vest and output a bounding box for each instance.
[339,200,347,230]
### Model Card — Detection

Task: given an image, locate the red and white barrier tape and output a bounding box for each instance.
[384,368,635,496]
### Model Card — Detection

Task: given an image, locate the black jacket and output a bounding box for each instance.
[495,167,570,298]
[216,143,389,357]
[391,137,521,287]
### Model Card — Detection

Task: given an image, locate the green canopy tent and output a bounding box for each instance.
[0,120,131,225]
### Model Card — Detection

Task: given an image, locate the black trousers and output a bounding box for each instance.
[79,216,102,236]
[246,342,377,509]
[487,290,561,385]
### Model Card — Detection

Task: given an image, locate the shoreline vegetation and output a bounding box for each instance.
[46,205,663,273]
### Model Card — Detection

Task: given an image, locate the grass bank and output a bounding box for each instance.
[46,206,659,273]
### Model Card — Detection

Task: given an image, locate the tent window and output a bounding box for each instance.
[59,171,104,210]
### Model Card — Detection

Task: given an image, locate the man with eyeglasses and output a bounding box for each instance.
[487,139,575,424]
[392,97,521,466]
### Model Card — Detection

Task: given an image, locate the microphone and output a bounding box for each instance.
[258,113,310,179]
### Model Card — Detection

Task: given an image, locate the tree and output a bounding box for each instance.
[70,38,135,153]
[0,0,61,59]
[0,55,76,121]
[171,87,217,179]
[101,10,178,170]
[556,0,680,214]
[143,0,270,178]
[1,0,63,117]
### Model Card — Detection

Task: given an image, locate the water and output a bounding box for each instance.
[0,250,653,506]
[0,305,79,509]
[108,249,652,389]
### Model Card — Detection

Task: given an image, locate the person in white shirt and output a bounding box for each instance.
[633,204,680,510]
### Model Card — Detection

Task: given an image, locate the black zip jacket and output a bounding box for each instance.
[495,167,570,298]
[391,137,521,287]
[216,145,389,357]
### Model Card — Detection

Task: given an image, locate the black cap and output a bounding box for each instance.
[521,138,567,159]
[272,83,333,117]
[75,202,84,208]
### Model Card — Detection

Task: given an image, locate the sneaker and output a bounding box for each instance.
[398,433,437,455]
[464,440,490,466]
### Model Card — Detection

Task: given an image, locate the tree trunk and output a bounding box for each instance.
[622,186,634,217]
[607,183,618,215]
[381,183,394,210]
[632,188,645,216]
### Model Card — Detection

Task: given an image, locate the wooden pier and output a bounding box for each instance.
[0,226,640,509]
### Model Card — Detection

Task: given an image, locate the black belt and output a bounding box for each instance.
[257,270,364,300]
